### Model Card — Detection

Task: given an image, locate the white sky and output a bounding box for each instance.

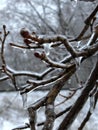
[0,0,6,10]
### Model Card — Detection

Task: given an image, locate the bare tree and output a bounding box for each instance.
[0,1,98,130]
[2,0,96,35]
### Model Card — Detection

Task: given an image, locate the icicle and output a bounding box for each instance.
[43,43,52,56]
[73,57,82,69]
[87,32,95,46]
[68,79,71,85]
[77,41,82,48]
[90,95,95,113]
[21,93,27,109]
[76,57,82,66]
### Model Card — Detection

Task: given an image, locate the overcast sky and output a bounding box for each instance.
[0,0,6,10]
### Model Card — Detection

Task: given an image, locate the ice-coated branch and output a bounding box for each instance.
[34,51,72,69]
[0,3,98,130]
[58,60,98,130]
[42,103,55,130]
[21,63,76,94]
[37,106,72,126]
[20,30,78,58]
[12,123,30,130]
[28,107,36,130]
[28,96,47,110]
[19,25,98,61]
[0,66,53,83]
[0,25,18,90]
[78,110,92,130]
[10,42,43,49]
[42,64,76,129]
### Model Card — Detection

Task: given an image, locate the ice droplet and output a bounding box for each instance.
[23,49,27,54]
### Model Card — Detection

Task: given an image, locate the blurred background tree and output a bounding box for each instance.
[0,0,98,130]
[0,0,97,91]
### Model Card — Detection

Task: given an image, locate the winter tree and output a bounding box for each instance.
[0,0,98,130]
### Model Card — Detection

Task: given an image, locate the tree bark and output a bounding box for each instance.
[58,60,98,130]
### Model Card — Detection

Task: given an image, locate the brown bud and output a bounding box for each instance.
[3,25,6,29]
[24,38,32,45]
[40,51,45,59]
[20,28,30,38]
[34,51,45,59]
[32,31,36,35]
[34,52,41,58]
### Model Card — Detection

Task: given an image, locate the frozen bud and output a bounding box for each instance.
[24,38,32,45]
[34,51,45,60]
[40,51,45,59]
[34,52,41,58]
[20,28,30,38]
[32,31,36,36]
[3,25,6,29]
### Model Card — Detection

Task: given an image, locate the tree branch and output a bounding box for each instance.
[58,60,98,130]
